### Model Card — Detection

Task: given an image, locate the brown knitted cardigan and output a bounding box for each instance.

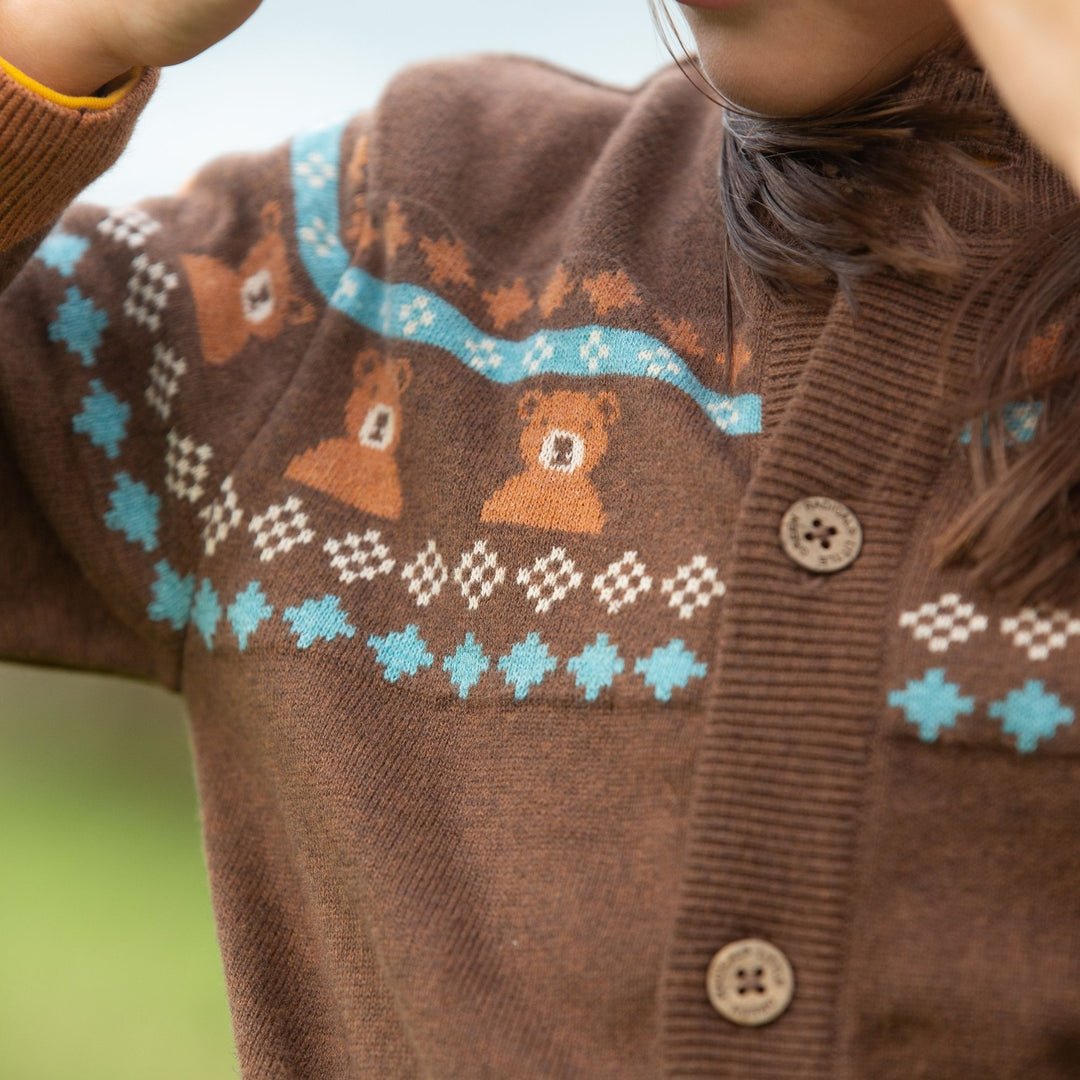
[1,46,1079,1079]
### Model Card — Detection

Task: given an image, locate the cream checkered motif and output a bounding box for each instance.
[124,253,179,333]
[165,429,213,504]
[1001,608,1080,661]
[661,555,725,620]
[592,551,653,615]
[517,547,583,615]
[899,593,989,653]
[454,540,507,610]
[145,343,187,421]
[248,496,316,563]
[324,530,396,585]
[402,540,449,607]
[98,207,162,249]
[198,476,243,557]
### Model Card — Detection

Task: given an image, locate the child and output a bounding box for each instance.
[2,0,1079,1075]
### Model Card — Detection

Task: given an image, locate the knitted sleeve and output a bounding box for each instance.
[0,61,363,689]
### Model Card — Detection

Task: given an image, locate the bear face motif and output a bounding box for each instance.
[482,388,620,535]
[240,267,275,326]
[181,201,315,366]
[285,351,412,520]
[345,353,411,455]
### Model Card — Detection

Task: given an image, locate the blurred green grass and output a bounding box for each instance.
[0,662,237,1080]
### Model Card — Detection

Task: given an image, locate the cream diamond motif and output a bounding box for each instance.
[899,593,989,653]
[124,253,179,333]
[145,342,187,421]
[165,428,213,504]
[402,540,449,607]
[454,540,507,610]
[198,476,243,557]
[323,530,395,585]
[1001,607,1080,661]
[248,496,316,563]
[517,547,584,615]
[98,207,162,249]
[661,555,725,620]
[592,550,653,615]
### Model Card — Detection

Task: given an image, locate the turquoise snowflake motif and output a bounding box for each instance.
[1003,402,1044,444]
[498,632,558,700]
[443,633,490,699]
[147,560,196,631]
[634,639,707,703]
[960,402,1044,448]
[989,680,1075,754]
[888,668,975,743]
[567,633,625,702]
[227,583,274,651]
[48,286,109,366]
[72,379,130,459]
[707,395,763,436]
[103,473,160,552]
[35,231,90,277]
[283,595,356,650]
[189,580,222,650]
[369,624,434,684]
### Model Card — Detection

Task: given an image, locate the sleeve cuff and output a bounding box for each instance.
[0,55,143,111]
[0,63,159,249]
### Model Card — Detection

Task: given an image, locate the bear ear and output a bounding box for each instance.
[353,348,382,382]
[394,357,413,395]
[595,390,620,427]
[260,200,284,233]
[518,390,546,423]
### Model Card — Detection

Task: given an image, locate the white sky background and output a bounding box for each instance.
[83,0,673,207]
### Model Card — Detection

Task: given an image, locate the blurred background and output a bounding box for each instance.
[0,2,667,1077]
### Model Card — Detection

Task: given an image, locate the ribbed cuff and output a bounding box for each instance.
[0,63,159,250]
[0,55,144,111]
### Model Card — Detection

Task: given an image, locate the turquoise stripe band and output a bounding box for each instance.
[290,123,761,436]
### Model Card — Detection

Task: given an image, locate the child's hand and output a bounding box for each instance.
[0,0,264,96]
[946,0,1080,195]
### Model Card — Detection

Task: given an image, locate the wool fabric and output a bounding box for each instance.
[1,48,1079,1079]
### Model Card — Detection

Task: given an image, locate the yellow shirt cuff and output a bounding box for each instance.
[0,55,143,111]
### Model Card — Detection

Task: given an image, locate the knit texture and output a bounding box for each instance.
[1,50,1079,1079]
[0,54,144,111]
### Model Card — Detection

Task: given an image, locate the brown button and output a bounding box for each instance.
[779,496,863,574]
[706,938,795,1027]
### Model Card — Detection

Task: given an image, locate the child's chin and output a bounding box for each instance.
[695,49,919,118]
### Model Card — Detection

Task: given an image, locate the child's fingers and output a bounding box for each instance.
[945,0,1080,194]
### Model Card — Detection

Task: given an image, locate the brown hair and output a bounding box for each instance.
[649,0,1080,603]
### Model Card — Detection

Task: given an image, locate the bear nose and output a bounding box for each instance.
[551,435,575,467]
[539,429,585,473]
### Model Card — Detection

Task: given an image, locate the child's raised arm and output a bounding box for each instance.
[946,0,1080,194]
[0,0,368,683]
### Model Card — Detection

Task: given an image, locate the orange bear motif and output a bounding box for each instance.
[285,351,412,521]
[482,389,620,536]
[181,201,315,366]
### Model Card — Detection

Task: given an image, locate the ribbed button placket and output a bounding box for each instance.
[661,144,1013,1073]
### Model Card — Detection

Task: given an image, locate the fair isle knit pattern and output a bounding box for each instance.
[2,51,1080,1080]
